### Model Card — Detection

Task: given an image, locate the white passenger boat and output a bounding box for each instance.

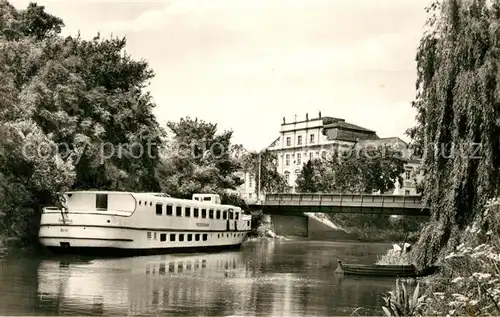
[38,191,252,254]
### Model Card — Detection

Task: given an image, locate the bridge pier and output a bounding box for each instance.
[270,214,308,237]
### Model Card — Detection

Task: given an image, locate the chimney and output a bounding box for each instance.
[319,111,322,118]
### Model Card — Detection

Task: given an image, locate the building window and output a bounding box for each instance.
[310,134,315,143]
[296,153,301,164]
[405,190,410,195]
[286,137,291,146]
[405,169,411,180]
[155,203,163,215]
[166,205,173,216]
[176,206,182,216]
[309,152,313,161]
[249,176,253,187]
[297,135,302,145]
[285,154,290,166]
[285,172,290,182]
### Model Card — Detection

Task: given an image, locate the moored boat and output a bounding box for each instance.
[38,191,252,255]
[334,260,428,278]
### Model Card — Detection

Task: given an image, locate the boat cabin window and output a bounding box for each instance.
[155,203,163,215]
[201,209,207,219]
[209,209,214,219]
[202,234,208,241]
[194,208,199,218]
[235,212,239,220]
[216,210,221,219]
[203,197,211,201]
[176,206,182,217]
[247,220,250,227]
[179,234,184,242]
[185,207,191,217]
[170,234,176,241]
[96,194,108,210]
[223,210,227,220]
[187,234,192,241]
[229,210,234,220]
[195,234,200,241]
[166,205,173,216]
[160,233,166,241]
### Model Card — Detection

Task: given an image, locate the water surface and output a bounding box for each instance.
[0,240,397,316]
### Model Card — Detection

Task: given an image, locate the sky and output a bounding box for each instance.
[13,0,429,151]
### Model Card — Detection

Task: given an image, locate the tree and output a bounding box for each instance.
[240,150,288,194]
[333,145,405,194]
[295,145,404,194]
[408,0,500,268]
[0,1,162,243]
[157,117,243,198]
[296,159,335,193]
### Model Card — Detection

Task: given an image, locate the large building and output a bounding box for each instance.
[236,113,422,202]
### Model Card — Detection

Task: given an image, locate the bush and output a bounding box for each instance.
[383,198,500,316]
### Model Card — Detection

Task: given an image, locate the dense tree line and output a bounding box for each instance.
[0,1,249,244]
[295,145,405,194]
[409,0,500,268]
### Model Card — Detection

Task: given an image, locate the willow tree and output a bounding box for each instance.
[409,0,500,268]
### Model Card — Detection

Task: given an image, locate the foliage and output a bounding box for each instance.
[416,198,500,316]
[240,149,288,194]
[382,280,426,317]
[295,159,335,193]
[0,1,162,243]
[157,117,243,198]
[220,192,248,210]
[409,0,500,268]
[295,145,405,194]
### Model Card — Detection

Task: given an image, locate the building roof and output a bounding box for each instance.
[357,136,407,146]
[323,121,376,133]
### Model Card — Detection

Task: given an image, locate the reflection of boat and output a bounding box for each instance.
[37,251,247,315]
[39,191,251,254]
[334,260,424,278]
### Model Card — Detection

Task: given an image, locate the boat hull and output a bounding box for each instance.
[335,261,420,278]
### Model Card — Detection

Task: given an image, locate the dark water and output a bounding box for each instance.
[0,241,398,316]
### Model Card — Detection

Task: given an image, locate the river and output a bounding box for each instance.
[0,240,397,316]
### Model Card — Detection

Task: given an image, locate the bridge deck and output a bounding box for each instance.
[257,193,430,216]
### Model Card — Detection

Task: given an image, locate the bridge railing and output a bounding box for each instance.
[263,193,428,210]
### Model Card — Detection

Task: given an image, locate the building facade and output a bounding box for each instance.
[235,113,422,200]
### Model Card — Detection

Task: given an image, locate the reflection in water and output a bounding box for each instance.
[1,241,397,316]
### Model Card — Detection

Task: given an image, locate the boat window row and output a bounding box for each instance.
[153,203,240,220]
[146,259,208,275]
[147,232,246,241]
[145,258,240,275]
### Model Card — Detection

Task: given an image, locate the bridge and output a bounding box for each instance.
[249,193,430,216]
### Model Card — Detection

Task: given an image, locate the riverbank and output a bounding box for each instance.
[377,199,500,316]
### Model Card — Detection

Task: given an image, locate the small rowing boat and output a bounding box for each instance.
[334,260,432,278]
